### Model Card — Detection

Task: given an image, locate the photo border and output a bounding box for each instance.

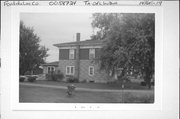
[8,6,163,111]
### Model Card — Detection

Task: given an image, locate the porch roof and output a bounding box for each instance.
[42,61,59,66]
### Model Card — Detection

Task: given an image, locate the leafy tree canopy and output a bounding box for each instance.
[20,21,49,75]
[92,13,155,89]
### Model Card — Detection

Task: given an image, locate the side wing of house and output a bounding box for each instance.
[42,61,59,74]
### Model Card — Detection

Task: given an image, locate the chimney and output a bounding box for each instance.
[75,33,80,81]
[76,33,80,42]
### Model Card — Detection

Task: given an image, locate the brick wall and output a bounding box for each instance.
[58,60,110,83]
[79,60,109,83]
[58,60,76,81]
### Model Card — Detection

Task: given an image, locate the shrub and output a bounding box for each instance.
[80,79,87,83]
[57,73,64,81]
[122,76,131,82]
[27,76,36,82]
[66,75,79,83]
[89,80,95,83]
[46,74,52,80]
[24,71,31,75]
[140,81,146,86]
[51,74,57,81]
[53,73,64,81]
[140,81,154,86]
[46,72,64,81]
[107,80,115,84]
[67,84,76,96]
[19,77,25,82]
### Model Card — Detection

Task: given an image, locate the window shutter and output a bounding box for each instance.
[69,49,75,59]
[89,49,95,59]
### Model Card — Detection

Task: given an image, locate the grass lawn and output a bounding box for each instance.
[19,85,154,103]
[26,80,153,90]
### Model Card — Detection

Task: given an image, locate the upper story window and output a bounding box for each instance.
[89,48,95,59]
[69,49,75,59]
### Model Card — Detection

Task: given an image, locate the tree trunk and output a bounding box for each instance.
[146,76,151,89]
[145,72,151,89]
[144,68,152,89]
[121,68,127,78]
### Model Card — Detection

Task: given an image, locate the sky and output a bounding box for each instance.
[20,13,94,62]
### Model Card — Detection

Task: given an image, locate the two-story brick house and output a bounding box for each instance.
[54,33,111,83]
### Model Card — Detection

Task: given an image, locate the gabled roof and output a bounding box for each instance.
[54,39,104,47]
[42,61,59,66]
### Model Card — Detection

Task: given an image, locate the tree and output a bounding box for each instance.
[20,21,48,75]
[92,13,155,89]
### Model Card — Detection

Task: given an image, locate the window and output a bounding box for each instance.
[66,66,75,75]
[69,49,75,59]
[48,67,51,74]
[80,49,89,60]
[48,66,55,74]
[51,67,55,72]
[59,49,69,60]
[89,66,94,76]
[67,67,70,74]
[89,49,95,59]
